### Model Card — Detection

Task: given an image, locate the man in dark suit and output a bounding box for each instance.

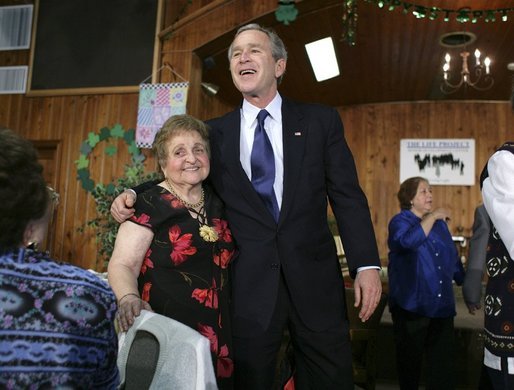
[112,23,382,389]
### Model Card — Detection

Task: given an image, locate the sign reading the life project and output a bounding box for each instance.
[400,139,475,186]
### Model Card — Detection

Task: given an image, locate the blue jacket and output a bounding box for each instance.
[387,209,465,318]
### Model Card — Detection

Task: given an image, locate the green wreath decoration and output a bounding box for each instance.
[75,124,145,193]
[74,124,160,269]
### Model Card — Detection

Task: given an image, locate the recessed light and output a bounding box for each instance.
[305,37,340,82]
[439,31,476,48]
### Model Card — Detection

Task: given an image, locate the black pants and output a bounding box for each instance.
[391,307,456,390]
[232,273,353,390]
[484,359,514,390]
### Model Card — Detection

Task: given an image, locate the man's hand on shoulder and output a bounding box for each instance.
[111,189,136,223]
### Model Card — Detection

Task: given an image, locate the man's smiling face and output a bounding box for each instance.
[229,29,286,106]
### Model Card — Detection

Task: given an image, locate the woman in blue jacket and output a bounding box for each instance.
[388,176,464,390]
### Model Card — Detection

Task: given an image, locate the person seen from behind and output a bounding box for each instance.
[0,128,119,389]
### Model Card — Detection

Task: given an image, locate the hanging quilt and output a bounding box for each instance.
[136,82,189,148]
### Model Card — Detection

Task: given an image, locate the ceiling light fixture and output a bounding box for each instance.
[438,32,493,95]
[440,48,493,94]
[305,37,340,82]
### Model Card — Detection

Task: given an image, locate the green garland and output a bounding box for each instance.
[75,124,145,193]
[363,0,514,22]
[342,0,359,46]
[341,0,513,45]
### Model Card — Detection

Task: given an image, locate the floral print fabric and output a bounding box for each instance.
[130,185,235,388]
[0,248,119,389]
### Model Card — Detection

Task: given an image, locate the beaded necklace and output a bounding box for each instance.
[165,179,217,242]
[165,178,204,209]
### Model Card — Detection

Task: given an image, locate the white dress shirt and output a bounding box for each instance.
[239,93,284,210]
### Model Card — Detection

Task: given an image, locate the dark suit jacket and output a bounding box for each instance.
[207,97,380,336]
[462,204,489,306]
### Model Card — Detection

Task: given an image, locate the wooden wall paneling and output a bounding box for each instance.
[33,139,61,254]
[187,52,235,121]
[59,96,94,268]
[48,97,69,264]
[340,101,513,263]
[56,97,78,265]
[371,105,399,258]
[79,97,105,269]
[76,97,101,269]
[0,94,14,126]
[159,0,278,120]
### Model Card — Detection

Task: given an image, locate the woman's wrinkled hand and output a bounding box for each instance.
[116,294,153,332]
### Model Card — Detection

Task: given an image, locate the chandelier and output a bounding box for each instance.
[440,48,494,94]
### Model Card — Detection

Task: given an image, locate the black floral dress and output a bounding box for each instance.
[130,184,235,388]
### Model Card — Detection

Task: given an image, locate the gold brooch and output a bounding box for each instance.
[199,225,218,242]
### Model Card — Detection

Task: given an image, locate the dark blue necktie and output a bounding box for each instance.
[251,109,279,221]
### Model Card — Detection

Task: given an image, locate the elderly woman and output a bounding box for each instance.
[0,128,119,388]
[387,176,464,390]
[108,115,235,387]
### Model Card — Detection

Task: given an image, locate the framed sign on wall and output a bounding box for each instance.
[400,138,475,186]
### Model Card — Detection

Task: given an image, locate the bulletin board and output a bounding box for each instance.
[27,0,162,96]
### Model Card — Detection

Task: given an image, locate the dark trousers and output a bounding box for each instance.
[479,362,494,390]
[391,307,456,390]
[233,273,353,390]
[484,358,514,390]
